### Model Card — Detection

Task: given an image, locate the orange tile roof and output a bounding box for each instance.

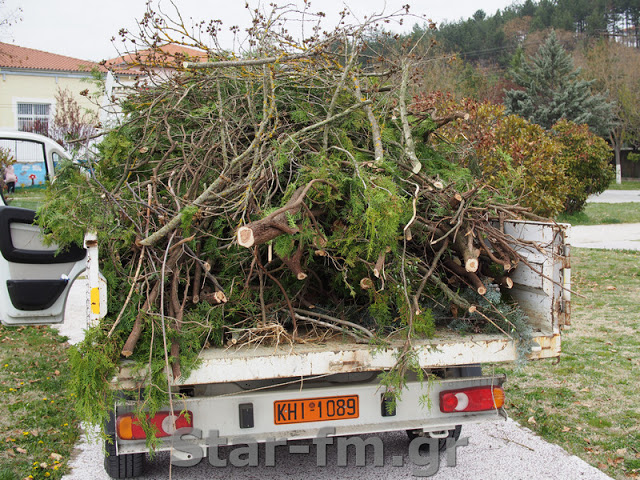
[0,42,103,72]
[106,44,209,71]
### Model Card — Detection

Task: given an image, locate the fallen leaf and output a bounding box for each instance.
[598,463,607,470]
[606,286,617,290]
[15,447,27,454]
[50,453,63,461]
[580,387,590,392]
[562,426,571,432]
[576,426,583,431]
[614,457,624,464]
[54,370,60,376]
[528,416,536,424]
[39,462,47,468]
[6,448,15,457]
[616,448,627,455]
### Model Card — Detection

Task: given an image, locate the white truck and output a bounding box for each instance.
[0,130,570,478]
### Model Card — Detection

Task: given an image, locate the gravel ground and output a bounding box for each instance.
[61,419,611,480]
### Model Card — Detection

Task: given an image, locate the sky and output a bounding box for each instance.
[1,0,516,62]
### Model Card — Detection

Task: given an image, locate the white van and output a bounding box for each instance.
[0,130,85,325]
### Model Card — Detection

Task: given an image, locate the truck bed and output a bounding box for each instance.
[114,220,569,389]
[115,331,559,388]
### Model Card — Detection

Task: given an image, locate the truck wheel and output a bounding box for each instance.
[104,412,145,479]
[104,440,145,479]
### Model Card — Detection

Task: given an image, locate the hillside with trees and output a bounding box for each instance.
[395,0,639,183]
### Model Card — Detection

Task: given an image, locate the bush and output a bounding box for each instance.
[415,94,569,217]
[551,120,614,214]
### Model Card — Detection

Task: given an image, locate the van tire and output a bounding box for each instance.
[104,412,145,478]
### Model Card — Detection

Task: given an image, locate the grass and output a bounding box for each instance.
[0,325,79,480]
[4,188,46,210]
[498,248,640,480]
[557,202,640,225]
[608,180,640,190]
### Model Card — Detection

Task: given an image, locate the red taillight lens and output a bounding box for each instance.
[116,411,193,440]
[439,386,505,413]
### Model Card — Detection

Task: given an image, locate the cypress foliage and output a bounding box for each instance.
[504,31,615,136]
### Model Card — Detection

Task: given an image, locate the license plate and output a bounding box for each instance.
[274,395,359,425]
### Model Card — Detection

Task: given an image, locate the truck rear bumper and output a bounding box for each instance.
[115,373,507,455]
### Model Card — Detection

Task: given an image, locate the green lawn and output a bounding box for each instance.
[607,180,640,190]
[498,248,640,480]
[557,202,640,225]
[0,326,79,480]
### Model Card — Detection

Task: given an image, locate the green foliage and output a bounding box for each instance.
[504,31,614,137]
[413,309,435,337]
[36,160,113,249]
[551,120,614,213]
[446,283,534,366]
[368,292,393,327]
[68,329,118,429]
[180,205,199,234]
[362,177,407,258]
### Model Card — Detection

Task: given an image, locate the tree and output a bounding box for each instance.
[49,87,98,154]
[582,40,640,183]
[504,31,615,137]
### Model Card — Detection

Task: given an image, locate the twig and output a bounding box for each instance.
[294,314,369,344]
[293,308,375,339]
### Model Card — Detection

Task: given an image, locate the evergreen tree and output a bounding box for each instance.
[504,31,614,136]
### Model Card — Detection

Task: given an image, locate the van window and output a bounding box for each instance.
[0,139,49,210]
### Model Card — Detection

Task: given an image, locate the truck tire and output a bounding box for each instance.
[104,412,145,479]
[406,364,482,449]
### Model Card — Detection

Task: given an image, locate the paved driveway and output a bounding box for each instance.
[587,189,640,203]
[569,223,640,250]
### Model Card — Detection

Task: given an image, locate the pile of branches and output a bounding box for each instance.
[44,6,553,382]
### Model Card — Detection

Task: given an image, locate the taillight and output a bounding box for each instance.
[116,411,193,440]
[439,386,505,413]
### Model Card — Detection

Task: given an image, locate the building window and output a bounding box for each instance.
[17,103,51,135]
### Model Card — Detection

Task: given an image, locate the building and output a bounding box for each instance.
[106,43,208,75]
[0,42,103,133]
[0,42,209,134]
[101,44,208,127]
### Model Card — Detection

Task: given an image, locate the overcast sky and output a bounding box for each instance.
[1,0,516,61]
